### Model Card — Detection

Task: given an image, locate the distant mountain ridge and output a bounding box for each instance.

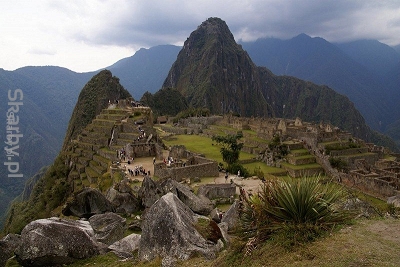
[107,45,181,99]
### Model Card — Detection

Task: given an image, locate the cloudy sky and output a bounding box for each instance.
[1,0,400,73]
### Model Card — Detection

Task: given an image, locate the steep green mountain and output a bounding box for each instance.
[107,45,181,99]
[3,70,131,233]
[161,18,397,150]
[163,18,273,117]
[140,87,188,117]
[62,70,131,150]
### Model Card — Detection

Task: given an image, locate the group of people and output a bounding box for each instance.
[127,165,149,177]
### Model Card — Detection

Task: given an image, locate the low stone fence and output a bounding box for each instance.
[343,171,400,199]
[197,184,236,199]
[154,159,219,182]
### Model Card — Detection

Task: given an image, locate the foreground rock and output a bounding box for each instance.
[139,192,217,261]
[108,233,141,259]
[138,176,164,209]
[15,217,103,266]
[89,212,126,245]
[0,234,20,267]
[161,179,214,215]
[106,186,141,214]
[221,199,240,231]
[62,188,115,218]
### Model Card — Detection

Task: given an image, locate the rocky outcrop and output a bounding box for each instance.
[138,176,164,209]
[89,212,126,245]
[197,183,236,200]
[15,217,103,266]
[108,233,141,259]
[0,233,20,267]
[221,200,240,231]
[62,188,115,218]
[106,185,141,214]
[139,192,217,261]
[161,179,214,215]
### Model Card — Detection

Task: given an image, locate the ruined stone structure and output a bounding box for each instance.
[154,155,219,182]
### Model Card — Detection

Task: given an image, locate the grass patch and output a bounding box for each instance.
[162,134,254,162]
[281,162,322,170]
[242,161,286,175]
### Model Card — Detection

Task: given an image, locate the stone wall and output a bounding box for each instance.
[343,170,400,198]
[154,156,219,182]
[197,184,236,199]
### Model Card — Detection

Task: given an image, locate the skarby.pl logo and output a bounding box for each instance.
[4,89,23,178]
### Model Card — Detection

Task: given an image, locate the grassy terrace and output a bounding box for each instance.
[243,161,287,175]
[281,162,322,170]
[162,134,254,163]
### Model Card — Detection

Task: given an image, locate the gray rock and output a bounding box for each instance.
[138,176,164,209]
[138,192,217,261]
[388,195,400,208]
[221,200,240,231]
[217,222,230,245]
[89,212,126,245]
[197,183,236,200]
[0,234,20,267]
[106,187,141,214]
[62,188,115,218]
[15,217,103,266]
[108,233,141,259]
[161,179,214,215]
[162,255,177,267]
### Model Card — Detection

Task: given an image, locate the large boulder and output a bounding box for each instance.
[0,234,20,267]
[139,192,217,261]
[62,188,115,218]
[161,179,214,215]
[15,217,103,266]
[108,233,141,259]
[138,176,164,209]
[89,212,126,245]
[106,187,141,214]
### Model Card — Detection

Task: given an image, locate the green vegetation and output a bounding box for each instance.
[3,155,71,234]
[162,134,253,162]
[239,176,351,250]
[140,87,188,118]
[173,107,211,123]
[324,141,361,155]
[212,132,244,165]
[329,157,349,172]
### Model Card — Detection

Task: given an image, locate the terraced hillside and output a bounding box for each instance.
[65,105,155,193]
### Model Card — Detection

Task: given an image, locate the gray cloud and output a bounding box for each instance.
[64,0,400,47]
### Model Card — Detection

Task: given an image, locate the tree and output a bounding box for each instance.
[212,132,243,165]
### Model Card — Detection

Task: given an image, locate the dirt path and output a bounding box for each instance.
[120,152,263,195]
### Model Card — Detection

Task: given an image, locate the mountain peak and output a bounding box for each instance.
[62,70,131,150]
[182,17,235,52]
[162,17,270,117]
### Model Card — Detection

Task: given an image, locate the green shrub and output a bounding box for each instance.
[227,163,249,178]
[239,176,351,250]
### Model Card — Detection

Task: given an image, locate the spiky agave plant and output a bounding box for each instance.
[239,176,351,250]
